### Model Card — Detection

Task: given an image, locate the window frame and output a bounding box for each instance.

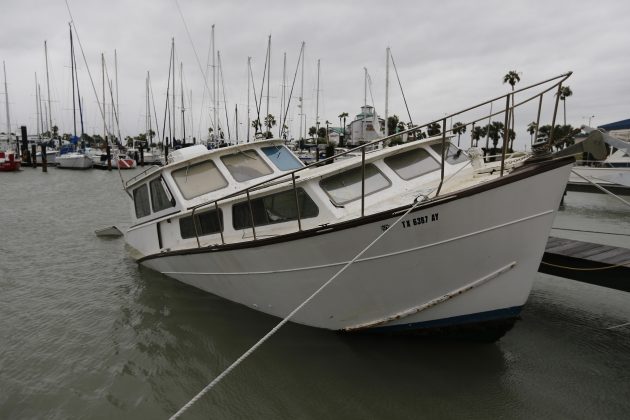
[149,176,176,213]
[261,145,303,171]
[430,142,468,164]
[171,159,229,200]
[179,208,224,239]
[319,163,392,206]
[232,187,319,230]
[384,148,441,181]
[220,149,274,182]
[133,184,152,219]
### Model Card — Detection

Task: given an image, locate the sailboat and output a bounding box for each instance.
[0,61,21,172]
[56,25,92,169]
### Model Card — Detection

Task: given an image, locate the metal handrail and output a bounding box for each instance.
[186,72,572,248]
[124,165,161,188]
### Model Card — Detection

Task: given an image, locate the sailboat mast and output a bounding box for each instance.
[189,89,193,143]
[211,24,217,135]
[35,73,40,139]
[115,49,119,134]
[299,42,305,140]
[3,61,11,146]
[180,62,185,145]
[102,53,106,143]
[280,51,286,138]
[44,41,53,137]
[363,67,368,141]
[265,35,271,122]
[69,24,77,138]
[146,71,150,141]
[218,51,230,140]
[247,56,251,142]
[172,38,176,143]
[38,84,45,135]
[315,58,320,133]
[235,104,238,143]
[73,41,85,138]
[384,47,390,137]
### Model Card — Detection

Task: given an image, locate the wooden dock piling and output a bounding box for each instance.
[31,144,37,168]
[40,143,47,172]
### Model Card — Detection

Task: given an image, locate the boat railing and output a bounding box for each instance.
[188,71,573,248]
[124,165,161,187]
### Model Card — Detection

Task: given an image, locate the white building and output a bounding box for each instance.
[347,105,384,146]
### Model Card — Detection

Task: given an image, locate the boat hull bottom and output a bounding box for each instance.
[355,306,522,342]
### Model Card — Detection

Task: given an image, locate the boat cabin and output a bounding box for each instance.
[125,138,472,259]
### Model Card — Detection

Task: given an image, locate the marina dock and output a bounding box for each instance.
[540,236,630,292]
[566,182,630,195]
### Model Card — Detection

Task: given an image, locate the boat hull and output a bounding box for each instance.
[0,151,21,171]
[113,158,137,169]
[569,166,630,192]
[140,159,573,333]
[56,153,93,169]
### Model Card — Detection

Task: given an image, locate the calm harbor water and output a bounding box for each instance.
[1,167,629,419]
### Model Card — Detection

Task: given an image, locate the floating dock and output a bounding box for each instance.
[539,236,630,292]
[565,182,630,195]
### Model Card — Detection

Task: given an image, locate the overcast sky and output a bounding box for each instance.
[1,0,629,149]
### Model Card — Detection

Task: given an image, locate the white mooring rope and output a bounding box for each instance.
[169,193,431,419]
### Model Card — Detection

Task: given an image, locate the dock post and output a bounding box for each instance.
[31,144,37,168]
[20,126,29,164]
[140,146,145,167]
[41,143,47,172]
[106,139,112,171]
[164,143,169,163]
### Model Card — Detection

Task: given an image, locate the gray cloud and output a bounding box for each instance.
[1,0,629,149]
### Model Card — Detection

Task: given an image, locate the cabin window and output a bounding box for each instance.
[232,188,318,229]
[172,160,228,200]
[384,148,441,180]
[179,209,224,239]
[430,142,468,164]
[261,145,303,171]
[150,178,175,212]
[320,164,391,205]
[221,149,273,182]
[133,184,151,218]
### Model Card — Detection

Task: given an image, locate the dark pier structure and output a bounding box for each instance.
[540,236,630,292]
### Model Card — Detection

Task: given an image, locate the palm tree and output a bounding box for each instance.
[471,125,485,147]
[427,122,441,136]
[527,121,537,145]
[486,121,504,152]
[264,114,277,138]
[502,70,521,91]
[558,86,573,126]
[251,118,261,134]
[338,112,348,146]
[452,122,466,147]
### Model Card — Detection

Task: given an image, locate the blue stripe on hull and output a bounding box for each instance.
[368,306,524,333]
